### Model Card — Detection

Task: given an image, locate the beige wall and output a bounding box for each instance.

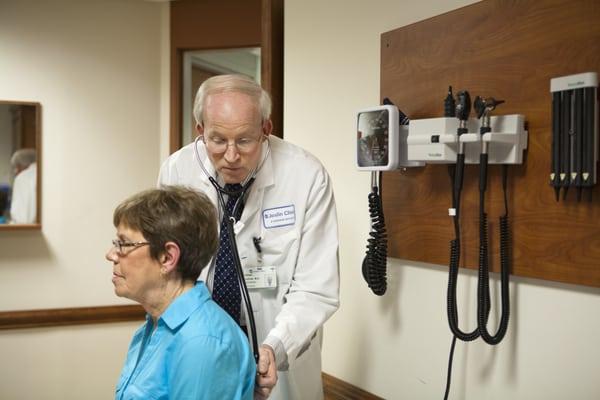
[0,1,168,398]
[284,0,600,399]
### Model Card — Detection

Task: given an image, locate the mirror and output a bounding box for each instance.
[181,47,261,147]
[0,101,41,228]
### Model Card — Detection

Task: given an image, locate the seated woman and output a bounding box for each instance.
[106,186,255,400]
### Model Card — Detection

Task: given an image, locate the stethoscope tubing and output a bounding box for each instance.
[193,135,272,363]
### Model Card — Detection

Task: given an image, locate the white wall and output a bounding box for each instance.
[284,1,600,399]
[0,1,168,398]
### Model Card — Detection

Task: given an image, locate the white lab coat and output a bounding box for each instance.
[158,136,340,400]
[10,162,37,224]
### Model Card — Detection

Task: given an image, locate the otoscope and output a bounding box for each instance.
[474,96,510,345]
[446,90,481,342]
[444,92,515,399]
[452,90,471,219]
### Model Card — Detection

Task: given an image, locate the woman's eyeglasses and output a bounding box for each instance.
[111,239,149,255]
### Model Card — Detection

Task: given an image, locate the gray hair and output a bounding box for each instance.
[10,148,36,169]
[193,74,272,127]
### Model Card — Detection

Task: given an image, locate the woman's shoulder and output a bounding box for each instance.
[177,299,246,348]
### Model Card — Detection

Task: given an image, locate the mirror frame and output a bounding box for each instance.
[0,100,42,231]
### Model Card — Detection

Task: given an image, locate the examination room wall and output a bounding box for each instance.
[0,1,169,399]
[284,1,600,399]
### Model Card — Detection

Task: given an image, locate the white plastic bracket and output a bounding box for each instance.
[406,114,528,165]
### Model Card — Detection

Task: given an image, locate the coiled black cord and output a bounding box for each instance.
[362,171,387,296]
[477,164,510,344]
[444,158,512,400]
[446,156,481,342]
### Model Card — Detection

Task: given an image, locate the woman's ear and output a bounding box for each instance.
[160,242,181,275]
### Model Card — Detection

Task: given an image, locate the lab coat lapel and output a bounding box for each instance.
[241,140,274,227]
[194,143,220,210]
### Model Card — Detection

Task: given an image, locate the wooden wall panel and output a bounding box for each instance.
[381,0,600,287]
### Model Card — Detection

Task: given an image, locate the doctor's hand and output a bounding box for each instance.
[254,344,278,400]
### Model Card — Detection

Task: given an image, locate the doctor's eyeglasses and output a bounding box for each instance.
[202,134,263,154]
[111,239,150,256]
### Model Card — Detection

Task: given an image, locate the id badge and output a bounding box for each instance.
[243,266,277,289]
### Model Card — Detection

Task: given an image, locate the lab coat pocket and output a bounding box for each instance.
[248,290,262,312]
[259,227,299,288]
[246,228,298,336]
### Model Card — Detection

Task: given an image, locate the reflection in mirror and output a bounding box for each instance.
[0,101,41,227]
[181,47,261,147]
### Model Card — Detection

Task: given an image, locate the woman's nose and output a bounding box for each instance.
[105,247,118,263]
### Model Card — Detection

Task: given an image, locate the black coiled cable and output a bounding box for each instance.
[444,94,513,399]
[477,164,510,345]
[446,157,482,342]
[362,171,387,296]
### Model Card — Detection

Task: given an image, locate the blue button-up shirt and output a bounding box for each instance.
[116,282,255,400]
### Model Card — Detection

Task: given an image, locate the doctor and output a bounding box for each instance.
[158,74,340,400]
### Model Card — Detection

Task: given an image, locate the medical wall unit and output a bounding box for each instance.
[372,0,599,397]
[407,113,527,165]
[379,0,600,289]
[357,102,423,295]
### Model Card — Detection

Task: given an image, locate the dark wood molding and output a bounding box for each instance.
[169,0,262,153]
[0,308,381,398]
[322,373,384,400]
[169,0,284,153]
[261,0,284,138]
[0,304,146,330]
[0,224,41,231]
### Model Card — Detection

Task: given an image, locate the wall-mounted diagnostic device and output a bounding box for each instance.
[355,89,528,399]
[356,101,422,296]
[356,104,423,170]
[357,105,399,170]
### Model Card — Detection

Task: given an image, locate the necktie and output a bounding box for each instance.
[212,184,244,324]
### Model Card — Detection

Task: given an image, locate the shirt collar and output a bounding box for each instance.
[158,282,210,331]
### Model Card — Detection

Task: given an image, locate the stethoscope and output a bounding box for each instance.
[193,134,272,363]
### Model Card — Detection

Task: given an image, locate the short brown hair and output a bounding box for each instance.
[113,186,218,282]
